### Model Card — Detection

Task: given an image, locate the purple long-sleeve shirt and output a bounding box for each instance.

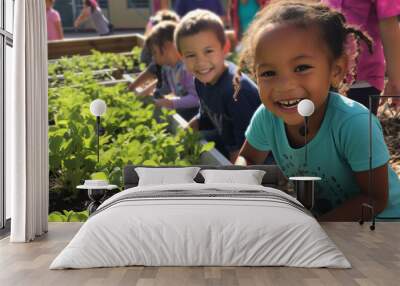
[162,61,200,109]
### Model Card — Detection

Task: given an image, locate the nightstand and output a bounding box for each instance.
[77,183,118,215]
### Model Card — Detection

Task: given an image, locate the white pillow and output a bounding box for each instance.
[135,167,201,186]
[200,169,266,185]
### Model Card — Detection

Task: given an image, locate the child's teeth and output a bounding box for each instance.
[198,68,210,74]
[280,99,301,106]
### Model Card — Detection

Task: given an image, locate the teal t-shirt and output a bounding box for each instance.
[245,92,400,218]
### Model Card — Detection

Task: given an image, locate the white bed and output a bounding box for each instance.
[50,183,351,269]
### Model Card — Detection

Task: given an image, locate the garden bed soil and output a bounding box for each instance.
[379,105,400,176]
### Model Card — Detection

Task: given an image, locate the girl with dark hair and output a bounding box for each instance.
[235,0,400,221]
[74,0,112,36]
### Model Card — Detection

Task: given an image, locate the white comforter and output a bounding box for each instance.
[50,183,351,269]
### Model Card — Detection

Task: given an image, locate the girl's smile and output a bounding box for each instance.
[275,98,306,114]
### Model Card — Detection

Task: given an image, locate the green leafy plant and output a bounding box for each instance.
[48,210,89,222]
[48,49,142,77]
[48,48,214,214]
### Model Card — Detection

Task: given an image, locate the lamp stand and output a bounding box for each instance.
[304,116,308,171]
[359,95,377,230]
[359,94,400,229]
[96,116,100,163]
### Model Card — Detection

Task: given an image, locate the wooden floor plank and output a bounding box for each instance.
[0,222,399,286]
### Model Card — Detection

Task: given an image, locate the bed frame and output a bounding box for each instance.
[123,165,288,190]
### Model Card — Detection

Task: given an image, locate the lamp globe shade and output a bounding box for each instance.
[297,99,315,117]
[90,99,107,117]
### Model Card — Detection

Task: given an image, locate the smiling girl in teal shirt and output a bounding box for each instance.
[235,0,400,220]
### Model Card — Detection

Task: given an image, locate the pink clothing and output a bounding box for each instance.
[152,0,162,13]
[91,0,98,7]
[46,8,62,41]
[323,0,400,91]
[87,0,99,9]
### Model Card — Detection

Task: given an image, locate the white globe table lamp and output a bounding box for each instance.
[297,99,315,117]
[90,99,107,163]
[288,99,319,211]
[297,99,315,168]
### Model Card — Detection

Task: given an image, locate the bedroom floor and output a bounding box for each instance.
[0,222,399,286]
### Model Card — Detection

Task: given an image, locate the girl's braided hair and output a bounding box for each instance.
[233,0,373,100]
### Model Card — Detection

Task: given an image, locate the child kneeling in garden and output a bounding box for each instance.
[128,10,180,100]
[235,0,400,221]
[175,9,261,163]
[133,21,200,121]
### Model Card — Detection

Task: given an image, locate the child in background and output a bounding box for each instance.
[235,0,400,221]
[141,10,181,65]
[174,9,261,162]
[151,0,171,14]
[322,0,400,113]
[74,0,112,36]
[129,10,181,101]
[137,21,200,121]
[46,0,64,41]
[227,0,267,39]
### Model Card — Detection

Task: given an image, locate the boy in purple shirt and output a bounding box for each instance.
[323,0,400,113]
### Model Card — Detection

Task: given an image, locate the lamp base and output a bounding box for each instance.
[87,188,106,215]
[359,203,376,231]
[88,201,102,215]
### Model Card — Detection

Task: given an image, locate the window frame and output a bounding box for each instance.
[0,0,13,232]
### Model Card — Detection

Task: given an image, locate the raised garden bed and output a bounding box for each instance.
[47,34,145,59]
[168,113,231,166]
[48,48,218,216]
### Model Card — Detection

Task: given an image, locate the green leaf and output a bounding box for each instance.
[48,212,66,222]
[68,213,82,222]
[143,160,157,166]
[62,210,73,217]
[49,135,64,153]
[90,172,108,181]
[200,142,215,153]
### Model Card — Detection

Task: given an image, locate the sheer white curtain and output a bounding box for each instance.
[7,0,49,242]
